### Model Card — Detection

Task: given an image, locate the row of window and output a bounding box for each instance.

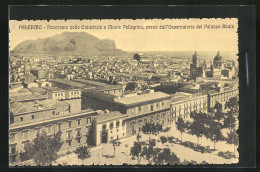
[11,117,93,141]
[103,121,125,130]
[129,101,168,115]
[54,93,65,97]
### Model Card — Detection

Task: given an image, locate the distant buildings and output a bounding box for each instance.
[190,51,235,80]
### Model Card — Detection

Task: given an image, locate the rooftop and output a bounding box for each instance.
[82,89,118,102]
[10,93,47,102]
[96,111,128,123]
[73,78,110,87]
[115,91,171,106]
[170,92,206,104]
[49,78,95,89]
[42,86,65,92]
[10,101,54,115]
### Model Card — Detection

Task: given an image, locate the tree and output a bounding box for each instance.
[130,141,144,164]
[155,123,163,141]
[136,132,142,142]
[205,121,224,150]
[141,123,157,142]
[160,136,167,149]
[133,53,141,61]
[150,76,161,83]
[223,114,236,132]
[176,117,186,141]
[109,139,121,157]
[111,80,118,85]
[226,131,239,154]
[153,148,180,165]
[225,97,239,116]
[125,82,138,91]
[74,145,91,164]
[213,102,224,122]
[141,146,155,164]
[24,130,63,166]
[188,117,205,145]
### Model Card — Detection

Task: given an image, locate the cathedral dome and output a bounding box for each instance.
[214,51,224,62]
[213,51,224,68]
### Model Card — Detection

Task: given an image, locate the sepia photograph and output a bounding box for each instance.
[9,18,239,166]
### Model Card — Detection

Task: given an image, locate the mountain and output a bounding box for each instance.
[11,32,126,56]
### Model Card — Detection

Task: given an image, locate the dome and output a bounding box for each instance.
[214,51,224,61]
[213,51,224,68]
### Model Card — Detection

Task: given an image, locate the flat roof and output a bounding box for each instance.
[170,92,206,104]
[10,109,96,130]
[96,111,128,123]
[73,78,110,87]
[49,78,94,89]
[115,92,171,106]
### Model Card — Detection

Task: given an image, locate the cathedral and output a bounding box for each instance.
[190,51,235,80]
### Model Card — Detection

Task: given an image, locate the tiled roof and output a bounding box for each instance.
[9,102,52,115]
[115,92,171,106]
[10,93,47,102]
[28,87,47,95]
[38,99,69,108]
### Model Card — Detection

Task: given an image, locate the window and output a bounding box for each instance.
[71,92,74,95]
[23,131,28,139]
[76,129,81,137]
[122,121,125,127]
[55,93,57,97]
[20,117,23,122]
[162,101,165,107]
[77,119,81,126]
[157,103,159,108]
[58,93,60,96]
[10,133,16,142]
[35,128,40,136]
[67,130,72,139]
[139,106,141,112]
[116,121,120,128]
[87,117,92,124]
[57,123,62,131]
[102,124,106,130]
[151,105,154,111]
[47,125,52,133]
[10,144,16,154]
[31,115,34,119]
[61,93,63,96]
[68,121,72,128]
[110,123,114,129]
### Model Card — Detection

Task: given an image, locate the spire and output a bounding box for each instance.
[217,50,220,56]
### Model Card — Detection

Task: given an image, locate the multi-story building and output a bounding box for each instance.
[170,92,208,121]
[207,86,239,109]
[93,111,128,146]
[81,90,172,137]
[30,69,46,79]
[9,109,99,164]
[9,99,70,123]
[43,87,66,100]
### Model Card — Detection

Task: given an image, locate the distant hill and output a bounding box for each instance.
[11,32,126,56]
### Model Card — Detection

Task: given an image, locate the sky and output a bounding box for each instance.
[9,19,238,52]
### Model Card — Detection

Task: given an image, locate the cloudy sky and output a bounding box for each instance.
[9,19,238,52]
